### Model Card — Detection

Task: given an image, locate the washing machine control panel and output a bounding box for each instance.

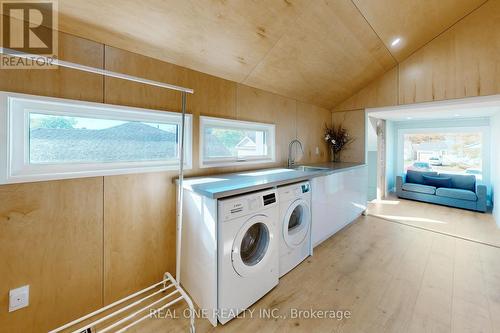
[263,193,277,206]
[219,190,277,221]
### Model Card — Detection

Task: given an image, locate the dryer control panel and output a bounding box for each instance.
[219,189,277,222]
[278,181,311,202]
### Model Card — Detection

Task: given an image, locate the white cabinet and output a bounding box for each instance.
[311,166,368,247]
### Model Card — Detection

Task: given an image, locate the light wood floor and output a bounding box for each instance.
[132,215,500,333]
[367,195,500,248]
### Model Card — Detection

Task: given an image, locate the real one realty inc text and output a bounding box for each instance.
[150,308,352,321]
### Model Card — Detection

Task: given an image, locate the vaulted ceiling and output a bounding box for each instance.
[57,0,487,109]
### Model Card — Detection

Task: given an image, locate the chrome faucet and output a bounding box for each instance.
[288,139,304,168]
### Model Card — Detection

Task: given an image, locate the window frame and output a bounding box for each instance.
[0,91,192,184]
[199,116,276,168]
[396,126,490,185]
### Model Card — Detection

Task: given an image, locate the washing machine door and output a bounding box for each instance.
[232,214,273,277]
[283,199,311,248]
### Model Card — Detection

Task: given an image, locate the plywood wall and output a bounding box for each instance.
[398,0,500,104]
[332,111,366,163]
[333,0,500,161]
[333,67,399,112]
[0,178,104,333]
[335,0,500,111]
[0,34,105,333]
[0,31,331,331]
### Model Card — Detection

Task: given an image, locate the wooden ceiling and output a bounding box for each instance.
[56,0,486,109]
[352,0,487,61]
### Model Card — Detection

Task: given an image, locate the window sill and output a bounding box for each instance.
[3,163,193,184]
[200,159,275,169]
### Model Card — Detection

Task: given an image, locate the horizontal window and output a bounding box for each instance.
[403,131,483,179]
[0,91,192,184]
[200,116,275,168]
[29,113,180,164]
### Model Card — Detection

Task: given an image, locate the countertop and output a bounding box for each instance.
[180,162,366,199]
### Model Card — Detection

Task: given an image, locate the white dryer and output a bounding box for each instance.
[278,181,312,277]
[217,189,279,324]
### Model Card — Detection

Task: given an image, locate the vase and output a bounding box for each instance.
[331,149,341,163]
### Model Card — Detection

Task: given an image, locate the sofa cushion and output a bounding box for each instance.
[436,187,477,201]
[438,173,476,191]
[406,170,438,184]
[422,175,452,188]
[402,183,436,195]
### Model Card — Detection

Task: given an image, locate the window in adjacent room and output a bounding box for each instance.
[403,131,483,180]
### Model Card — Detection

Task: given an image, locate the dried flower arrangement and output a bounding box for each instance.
[324,123,354,162]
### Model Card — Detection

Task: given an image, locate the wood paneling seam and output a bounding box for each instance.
[349,0,398,64]
[43,27,331,116]
[394,0,490,63]
[330,65,398,111]
[336,0,490,110]
[397,63,400,105]
[103,45,106,104]
[240,1,317,84]
[293,101,295,139]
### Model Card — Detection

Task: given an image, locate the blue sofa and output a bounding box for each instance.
[396,170,487,212]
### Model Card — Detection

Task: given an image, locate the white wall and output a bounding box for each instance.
[491,114,500,226]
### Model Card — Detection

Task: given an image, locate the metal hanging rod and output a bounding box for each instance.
[0,47,194,94]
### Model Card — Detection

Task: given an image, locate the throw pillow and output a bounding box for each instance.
[406,170,438,184]
[422,175,452,188]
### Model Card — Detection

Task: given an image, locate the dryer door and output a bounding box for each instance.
[232,214,273,277]
[283,199,311,249]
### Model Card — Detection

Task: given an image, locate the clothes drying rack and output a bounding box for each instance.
[0,48,196,333]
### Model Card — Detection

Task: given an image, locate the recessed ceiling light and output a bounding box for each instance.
[406,116,412,120]
[391,38,401,47]
[454,114,460,117]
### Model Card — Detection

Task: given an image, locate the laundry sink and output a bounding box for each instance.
[293,165,330,172]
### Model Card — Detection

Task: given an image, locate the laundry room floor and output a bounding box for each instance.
[131,215,500,333]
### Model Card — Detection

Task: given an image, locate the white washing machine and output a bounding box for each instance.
[217,189,279,324]
[278,181,312,277]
